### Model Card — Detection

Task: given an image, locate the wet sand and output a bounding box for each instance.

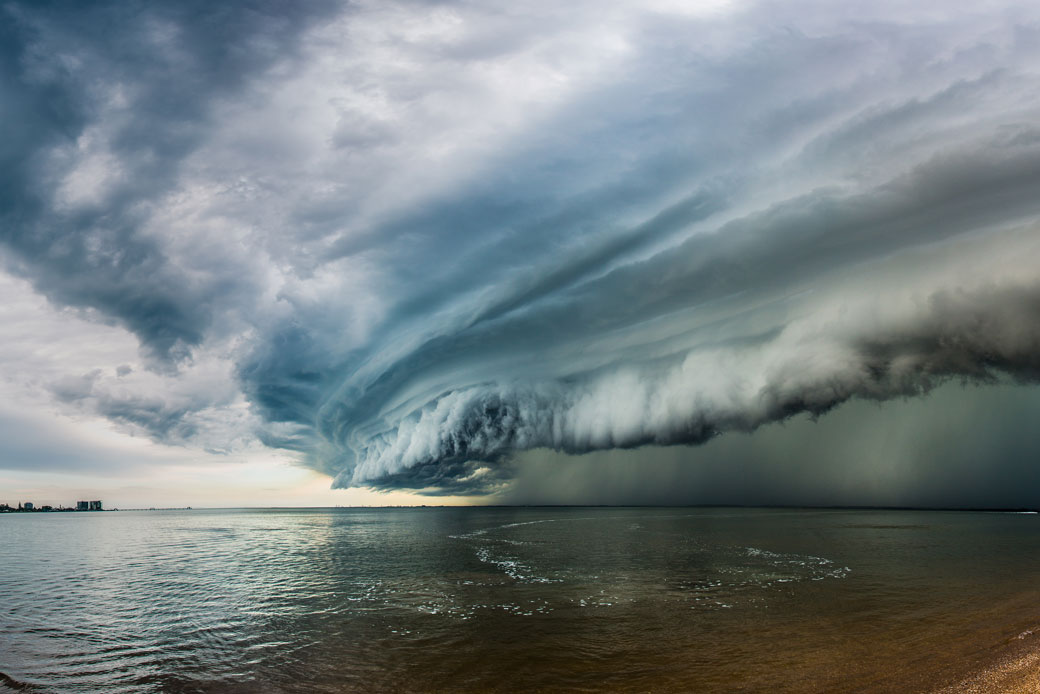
[934,626,1040,694]
[3,635,1040,693]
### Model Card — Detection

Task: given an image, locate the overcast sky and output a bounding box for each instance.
[2,0,1040,507]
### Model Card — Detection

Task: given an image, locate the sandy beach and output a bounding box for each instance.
[934,627,1040,694]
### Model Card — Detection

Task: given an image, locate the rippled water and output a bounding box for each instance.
[2,507,1040,692]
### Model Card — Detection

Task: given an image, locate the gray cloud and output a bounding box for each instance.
[499,381,1040,509]
[316,145,1040,490]
[0,0,338,362]
[0,403,163,474]
[4,0,1040,501]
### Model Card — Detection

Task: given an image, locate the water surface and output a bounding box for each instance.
[2,507,1039,692]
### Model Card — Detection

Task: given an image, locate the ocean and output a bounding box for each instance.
[2,507,1039,692]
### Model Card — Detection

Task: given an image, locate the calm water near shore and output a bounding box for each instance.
[2,507,1040,693]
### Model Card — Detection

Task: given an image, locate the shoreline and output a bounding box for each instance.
[932,625,1040,694]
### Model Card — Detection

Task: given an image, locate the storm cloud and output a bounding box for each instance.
[3,0,1040,497]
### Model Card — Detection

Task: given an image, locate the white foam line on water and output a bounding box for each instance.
[452,514,852,598]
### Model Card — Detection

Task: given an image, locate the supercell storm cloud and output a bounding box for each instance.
[4,0,1040,493]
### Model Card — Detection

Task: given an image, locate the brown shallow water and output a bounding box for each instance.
[2,507,1039,692]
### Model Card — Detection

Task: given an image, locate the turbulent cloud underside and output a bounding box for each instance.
[3,0,1040,494]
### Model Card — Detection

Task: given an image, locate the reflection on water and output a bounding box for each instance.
[2,508,1039,692]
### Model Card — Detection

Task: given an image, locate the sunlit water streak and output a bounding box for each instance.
[2,507,1039,692]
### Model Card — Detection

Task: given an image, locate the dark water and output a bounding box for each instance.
[2,507,1040,693]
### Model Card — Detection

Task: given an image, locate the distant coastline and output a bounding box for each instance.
[1,499,106,513]
[0,503,105,513]
[0,505,193,513]
[2,503,1037,514]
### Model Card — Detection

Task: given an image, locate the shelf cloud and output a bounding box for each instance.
[3,0,1040,495]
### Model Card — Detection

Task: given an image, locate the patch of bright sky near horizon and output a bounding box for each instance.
[0,272,456,506]
[3,0,1040,506]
